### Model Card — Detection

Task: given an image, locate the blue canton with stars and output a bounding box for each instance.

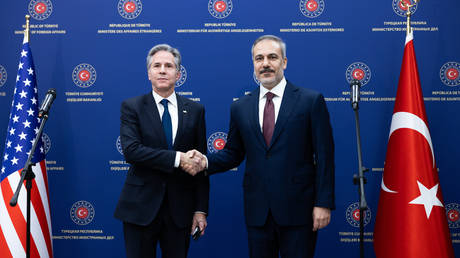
[1,42,45,181]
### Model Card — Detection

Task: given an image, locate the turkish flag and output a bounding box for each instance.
[373,32,455,258]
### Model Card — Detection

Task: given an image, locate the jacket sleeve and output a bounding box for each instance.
[311,94,335,209]
[193,106,210,213]
[120,99,176,173]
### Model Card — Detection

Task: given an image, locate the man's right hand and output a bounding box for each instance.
[179,150,206,176]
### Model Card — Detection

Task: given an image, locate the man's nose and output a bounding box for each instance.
[262,57,269,67]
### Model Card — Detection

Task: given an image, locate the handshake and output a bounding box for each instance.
[179,150,207,176]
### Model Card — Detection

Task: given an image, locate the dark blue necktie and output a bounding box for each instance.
[160,99,173,149]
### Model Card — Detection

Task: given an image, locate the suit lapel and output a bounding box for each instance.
[269,82,299,149]
[248,88,267,149]
[143,92,168,148]
[174,94,187,149]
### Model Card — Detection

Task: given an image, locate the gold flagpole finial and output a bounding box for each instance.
[25,15,30,42]
[400,0,420,35]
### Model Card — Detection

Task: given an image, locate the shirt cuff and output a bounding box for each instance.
[174,152,180,168]
[204,155,209,169]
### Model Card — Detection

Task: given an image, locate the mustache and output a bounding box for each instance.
[260,68,275,74]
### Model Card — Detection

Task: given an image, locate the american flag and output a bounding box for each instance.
[0,35,53,257]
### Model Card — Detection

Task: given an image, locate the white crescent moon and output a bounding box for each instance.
[216,2,224,10]
[215,140,224,148]
[449,212,457,220]
[307,2,316,9]
[126,3,134,11]
[80,71,89,80]
[35,4,45,13]
[381,111,435,193]
[389,112,435,167]
[353,70,362,79]
[448,70,457,78]
[78,209,86,217]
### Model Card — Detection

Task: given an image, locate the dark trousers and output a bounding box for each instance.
[123,197,190,258]
[247,212,317,258]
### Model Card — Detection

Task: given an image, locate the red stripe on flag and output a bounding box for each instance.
[40,161,50,199]
[0,225,13,258]
[1,176,41,258]
[31,174,53,257]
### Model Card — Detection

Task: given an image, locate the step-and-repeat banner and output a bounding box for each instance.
[1,1,459,257]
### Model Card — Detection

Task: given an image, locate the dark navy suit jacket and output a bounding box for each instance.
[207,82,334,227]
[114,92,209,228]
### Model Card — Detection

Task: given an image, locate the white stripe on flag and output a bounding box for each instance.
[33,162,53,248]
[0,177,26,258]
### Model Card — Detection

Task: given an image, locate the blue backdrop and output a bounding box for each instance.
[1,0,459,257]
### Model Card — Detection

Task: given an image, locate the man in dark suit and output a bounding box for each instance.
[187,35,335,258]
[114,44,209,258]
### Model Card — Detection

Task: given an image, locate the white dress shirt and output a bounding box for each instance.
[152,90,181,167]
[258,77,287,131]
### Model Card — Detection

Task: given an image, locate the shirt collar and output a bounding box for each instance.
[259,77,287,100]
[152,90,177,108]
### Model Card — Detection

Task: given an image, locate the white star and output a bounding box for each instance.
[6,141,12,148]
[409,181,444,219]
[21,50,28,57]
[18,132,27,140]
[23,78,31,86]
[16,75,20,82]
[27,108,34,116]
[19,90,28,98]
[14,88,17,94]
[37,117,41,123]
[16,102,23,111]
[34,87,37,93]
[23,120,31,128]
[14,144,23,153]
[12,115,20,123]
[31,97,37,105]
[18,62,24,70]
[9,128,15,135]
[26,150,31,156]
[1,167,5,174]
[40,146,44,153]
[3,153,8,161]
[30,139,36,145]
[34,127,39,135]
[27,67,34,75]
[11,157,19,165]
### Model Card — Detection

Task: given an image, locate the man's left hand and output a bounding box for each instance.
[312,207,331,231]
[191,212,207,237]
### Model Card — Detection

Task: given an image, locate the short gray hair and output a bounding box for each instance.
[251,35,286,59]
[146,44,181,71]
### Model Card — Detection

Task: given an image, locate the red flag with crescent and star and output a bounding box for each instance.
[373,31,454,258]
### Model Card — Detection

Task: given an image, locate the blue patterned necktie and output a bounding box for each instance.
[160,99,173,149]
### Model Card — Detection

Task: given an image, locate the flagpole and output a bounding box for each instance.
[401,0,419,36]
[25,15,30,42]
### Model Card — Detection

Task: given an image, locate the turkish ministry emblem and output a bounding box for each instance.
[208,0,233,19]
[345,62,371,87]
[0,65,7,88]
[72,63,97,88]
[70,200,96,226]
[440,62,460,87]
[116,136,123,155]
[299,0,325,18]
[118,0,142,20]
[392,0,417,17]
[446,203,460,229]
[175,65,187,88]
[28,0,53,20]
[345,202,371,228]
[207,132,227,153]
